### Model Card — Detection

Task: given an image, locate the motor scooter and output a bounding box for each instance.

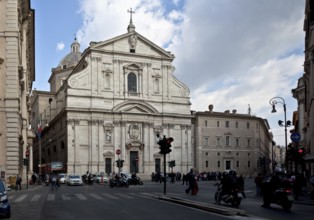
[109,177,129,188]
[263,187,293,210]
[214,184,243,208]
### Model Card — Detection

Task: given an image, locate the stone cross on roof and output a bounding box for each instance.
[127,8,135,24]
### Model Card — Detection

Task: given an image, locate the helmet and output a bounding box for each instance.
[229,170,237,176]
[274,167,283,174]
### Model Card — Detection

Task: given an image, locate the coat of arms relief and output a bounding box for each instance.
[128,124,140,139]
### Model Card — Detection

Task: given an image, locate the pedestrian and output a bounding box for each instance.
[238,174,246,198]
[254,173,262,196]
[182,174,188,185]
[31,173,37,185]
[15,174,22,190]
[185,169,195,194]
[51,173,58,191]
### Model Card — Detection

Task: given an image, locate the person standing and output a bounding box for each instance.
[15,174,22,190]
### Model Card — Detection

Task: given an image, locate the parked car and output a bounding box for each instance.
[59,173,67,184]
[0,179,11,218]
[67,175,83,186]
[93,174,109,183]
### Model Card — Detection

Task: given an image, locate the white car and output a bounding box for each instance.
[58,173,67,184]
[93,174,109,183]
[67,175,83,186]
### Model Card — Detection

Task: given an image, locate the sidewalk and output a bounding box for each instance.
[293,192,314,206]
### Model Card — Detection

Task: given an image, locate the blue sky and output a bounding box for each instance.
[31,0,305,146]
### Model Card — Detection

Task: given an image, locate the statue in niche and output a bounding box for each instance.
[106,130,112,142]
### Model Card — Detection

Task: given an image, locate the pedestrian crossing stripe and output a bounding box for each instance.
[30,194,41,202]
[10,192,164,203]
[14,194,27,202]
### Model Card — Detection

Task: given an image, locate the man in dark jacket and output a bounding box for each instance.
[185,169,195,193]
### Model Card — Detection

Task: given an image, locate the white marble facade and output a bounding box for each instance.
[40,21,193,176]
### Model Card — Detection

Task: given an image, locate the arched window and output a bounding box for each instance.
[128,73,137,93]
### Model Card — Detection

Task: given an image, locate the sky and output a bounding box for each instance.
[31,0,305,147]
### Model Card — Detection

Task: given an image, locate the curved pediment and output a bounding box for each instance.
[113,101,158,114]
[103,151,114,157]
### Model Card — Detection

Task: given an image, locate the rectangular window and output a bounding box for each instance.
[235,122,238,128]
[226,136,230,146]
[204,137,209,146]
[205,152,208,156]
[247,139,251,147]
[205,160,208,168]
[225,121,229,128]
[217,152,220,157]
[205,120,208,127]
[247,122,250,129]
[236,161,239,168]
[217,160,220,168]
[236,138,239,147]
[217,137,221,146]
[217,121,220,127]
[248,160,251,168]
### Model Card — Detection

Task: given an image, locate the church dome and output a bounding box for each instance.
[58,38,81,68]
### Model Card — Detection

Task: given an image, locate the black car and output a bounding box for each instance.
[0,179,10,218]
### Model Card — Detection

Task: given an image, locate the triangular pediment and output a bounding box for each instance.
[90,32,174,60]
[113,101,158,114]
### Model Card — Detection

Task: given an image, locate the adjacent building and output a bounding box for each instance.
[292,0,314,177]
[192,105,273,176]
[0,0,35,181]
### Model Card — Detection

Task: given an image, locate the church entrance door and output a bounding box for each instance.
[130,151,139,173]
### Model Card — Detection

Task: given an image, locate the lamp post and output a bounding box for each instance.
[269,97,291,173]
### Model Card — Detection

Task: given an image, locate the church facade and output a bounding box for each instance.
[31,18,193,176]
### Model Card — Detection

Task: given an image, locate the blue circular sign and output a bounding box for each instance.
[290,132,301,142]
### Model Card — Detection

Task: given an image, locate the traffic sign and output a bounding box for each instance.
[290,132,301,142]
[116,149,121,155]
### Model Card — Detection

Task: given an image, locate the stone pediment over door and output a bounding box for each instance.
[113,101,158,114]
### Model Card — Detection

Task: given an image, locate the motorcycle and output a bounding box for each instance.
[263,187,293,210]
[214,184,243,208]
[128,176,144,185]
[109,177,129,188]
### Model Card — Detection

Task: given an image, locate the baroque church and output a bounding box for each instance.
[31,14,193,176]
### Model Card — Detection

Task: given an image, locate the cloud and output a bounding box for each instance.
[56,42,65,51]
[76,0,305,145]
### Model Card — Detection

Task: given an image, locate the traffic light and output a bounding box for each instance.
[297,147,306,161]
[157,135,174,155]
[168,160,176,168]
[116,159,124,168]
[23,158,29,166]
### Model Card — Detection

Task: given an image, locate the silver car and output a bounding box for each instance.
[67,175,83,186]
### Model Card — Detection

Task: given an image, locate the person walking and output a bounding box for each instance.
[238,174,246,198]
[31,173,37,185]
[254,173,262,196]
[51,173,58,191]
[185,169,195,194]
[15,174,22,190]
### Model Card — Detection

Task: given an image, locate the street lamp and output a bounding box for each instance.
[269,97,291,173]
